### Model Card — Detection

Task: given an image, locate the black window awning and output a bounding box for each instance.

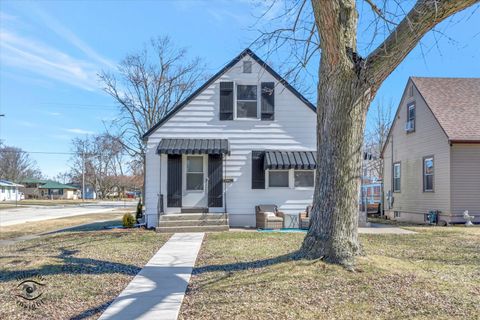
[264,151,316,170]
[157,138,229,155]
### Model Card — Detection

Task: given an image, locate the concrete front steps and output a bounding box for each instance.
[156,213,229,233]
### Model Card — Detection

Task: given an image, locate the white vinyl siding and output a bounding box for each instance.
[144,55,316,227]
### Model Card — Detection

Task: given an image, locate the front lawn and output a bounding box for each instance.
[0,229,171,320]
[0,212,125,240]
[180,227,480,320]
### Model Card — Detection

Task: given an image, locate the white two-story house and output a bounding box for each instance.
[143,49,317,229]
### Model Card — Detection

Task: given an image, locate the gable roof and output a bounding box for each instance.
[38,181,78,190]
[142,48,316,139]
[411,77,480,142]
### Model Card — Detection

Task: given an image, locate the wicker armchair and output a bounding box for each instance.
[299,205,313,230]
[256,204,285,229]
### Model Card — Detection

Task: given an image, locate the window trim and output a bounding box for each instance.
[406,102,416,133]
[293,169,315,189]
[393,162,401,193]
[423,155,434,192]
[235,83,260,120]
[267,169,290,188]
[186,155,205,191]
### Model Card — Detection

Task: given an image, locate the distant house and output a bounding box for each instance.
[18,178,46,199]
[0,180,24,201]
[382,77,480,224]
[70,184,97,200]
[38,181,80,200]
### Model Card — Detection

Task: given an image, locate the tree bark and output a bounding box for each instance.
[301,56,370,267]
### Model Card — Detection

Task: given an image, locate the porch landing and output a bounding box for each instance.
[156,213,229,233]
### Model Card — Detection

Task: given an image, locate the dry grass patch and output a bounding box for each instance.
[180,227,480,320]
[0,212,126,240]
[0,229,171,320]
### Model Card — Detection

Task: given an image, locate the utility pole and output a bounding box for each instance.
[82,152,85,203]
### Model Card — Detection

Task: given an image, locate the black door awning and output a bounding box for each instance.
[264,150,316,170]
[157,138,229,155]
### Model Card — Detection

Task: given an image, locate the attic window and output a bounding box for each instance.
[409,85,414,97]
[243,61,252,73]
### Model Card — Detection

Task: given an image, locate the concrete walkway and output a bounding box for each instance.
[99,232,205,320]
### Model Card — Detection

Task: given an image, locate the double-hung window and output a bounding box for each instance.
[423,157,434,192]
[393,162,401,192]
[407,103,416,132]
[236,85,257,118]
[294,170,314,188]
[186,156,204,191]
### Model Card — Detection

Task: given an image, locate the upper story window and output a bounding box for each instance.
[406,102,415,132]
[236,84,257,118]
[393,162,401,192]
[243,61,252,73]
[423,156,434,192]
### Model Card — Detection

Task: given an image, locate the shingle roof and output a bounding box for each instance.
[412,77,480,142]
[38,181,78,190]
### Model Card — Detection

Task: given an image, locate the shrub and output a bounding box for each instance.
[136,200,143,222]
[122,213,136,228]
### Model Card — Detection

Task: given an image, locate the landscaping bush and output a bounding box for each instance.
[136,200,143,222]
[122,213,135,228]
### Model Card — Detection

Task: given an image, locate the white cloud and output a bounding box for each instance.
[48,112,62,116]
[31,6,115,69]
[65,128,95,135]
[0,30,100,91]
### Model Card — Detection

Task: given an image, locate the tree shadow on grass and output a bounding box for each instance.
[192,251,305,276]
[0,247,142,283]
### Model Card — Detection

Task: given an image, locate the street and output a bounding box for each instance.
[0,201,136,227]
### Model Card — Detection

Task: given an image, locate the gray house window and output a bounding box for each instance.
[294,170,314,188]
[186,156,204,191]
[243,61,252,73]
[406,102,415,132]
[393,162,401,192]
[423,156,434,192]
[237,84,257,118]
[268,170,289,187]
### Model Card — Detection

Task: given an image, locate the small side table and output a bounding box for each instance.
[284,213,299,229]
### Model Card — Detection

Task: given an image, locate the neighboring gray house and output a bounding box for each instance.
[382,77,480,224]
[143,49,317,229]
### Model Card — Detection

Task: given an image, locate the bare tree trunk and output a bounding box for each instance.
[301,54,370,267]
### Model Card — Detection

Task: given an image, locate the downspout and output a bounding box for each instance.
[157,154,162,228]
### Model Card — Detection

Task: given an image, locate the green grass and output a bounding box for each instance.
[179,227,480,320]
[0,229,171,320]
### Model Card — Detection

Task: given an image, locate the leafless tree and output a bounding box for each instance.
[254,0,479,267]
[69,133,127,199]
[364,98,393,180]
[0,145,42,181]
[99,36,207,172]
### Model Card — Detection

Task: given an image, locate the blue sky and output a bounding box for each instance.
[1,0,479,178]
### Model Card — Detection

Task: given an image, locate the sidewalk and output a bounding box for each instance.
[99,232,204,320]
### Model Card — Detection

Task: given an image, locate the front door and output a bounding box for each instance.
[182,155,208,208]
